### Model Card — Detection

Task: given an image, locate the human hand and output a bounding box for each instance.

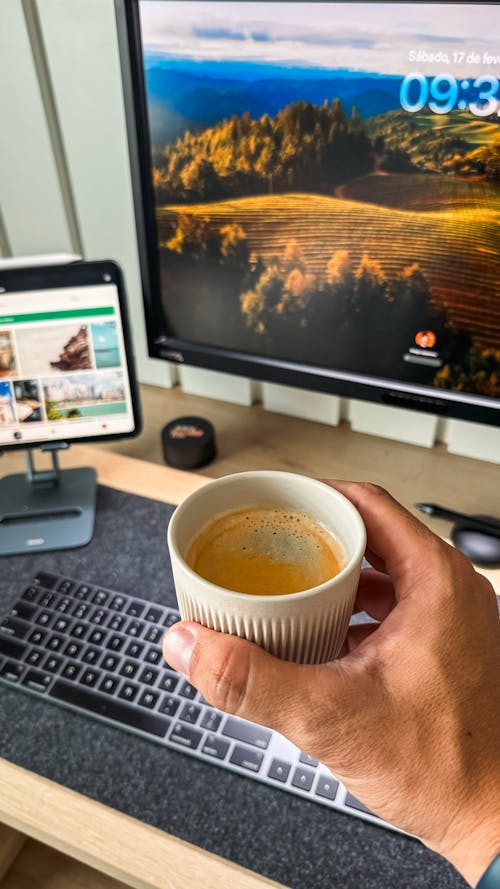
[163,482,500,886]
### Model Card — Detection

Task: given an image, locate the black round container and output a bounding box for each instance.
[161,416,217,469]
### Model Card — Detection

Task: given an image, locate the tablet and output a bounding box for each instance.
[0,260,141,451]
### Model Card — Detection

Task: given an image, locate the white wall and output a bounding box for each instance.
[0,0,498,462]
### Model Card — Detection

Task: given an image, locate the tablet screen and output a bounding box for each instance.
[0,280,137,447]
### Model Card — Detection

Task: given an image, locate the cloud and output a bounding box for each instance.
[193,27,246,40]
[415,32,466,44]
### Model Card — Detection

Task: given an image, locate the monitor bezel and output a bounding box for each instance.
[0,259,142,453]
[120,0,500,428]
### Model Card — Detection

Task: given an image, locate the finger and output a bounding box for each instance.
[363,548,388,574]
[343,622,379,654]
[163,621,353,749]
[356,568,396,620]
[321,480,444,595]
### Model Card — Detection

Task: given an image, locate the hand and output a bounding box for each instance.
[163,482,500,886]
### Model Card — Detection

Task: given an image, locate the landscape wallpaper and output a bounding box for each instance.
[140,1,500,397]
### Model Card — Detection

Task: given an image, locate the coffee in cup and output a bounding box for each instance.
[185,506,345,596]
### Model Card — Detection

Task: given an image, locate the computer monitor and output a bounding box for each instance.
[0,260,141,555]
[122,0,500,428]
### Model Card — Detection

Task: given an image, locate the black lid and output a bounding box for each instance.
[161,416,216,469]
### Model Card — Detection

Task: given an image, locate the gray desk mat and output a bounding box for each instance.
[0,485,466,889]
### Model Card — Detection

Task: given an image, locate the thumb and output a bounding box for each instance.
[163,621,345,749]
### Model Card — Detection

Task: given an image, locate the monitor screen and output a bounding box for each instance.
[128,0,500,424]
[0,264,139,448]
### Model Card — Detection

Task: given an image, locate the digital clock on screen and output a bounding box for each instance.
[400,73,499,116]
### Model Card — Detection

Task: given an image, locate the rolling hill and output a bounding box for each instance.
[157,188,500,349]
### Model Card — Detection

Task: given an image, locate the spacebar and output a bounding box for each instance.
[49,680,169,737]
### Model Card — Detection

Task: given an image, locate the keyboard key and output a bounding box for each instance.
[39,592,56,607]
[230,745,263,773]
[73,603,92,620]
[88,628,107,646]
[179,703,201,724]
[108,614,126,632]
[99,674,119,695]
[178,680,197,700]
[34,571,58,589]
[138,667,159,686]
[145,606,163,623]
[345,793,375,816]
[159,671,178,693]
[50,680,170,737]
[222,716,271,750]
[126,619,145,638]
[28,629,47,646]
[202,734,230,760]
[110,595,127,611]
[158,695,179,717]
[64,641,82,659]
[25,648,44,666]
[316,775,339,801]
[164,612,180,629]
[11,601,37,621]
[43,655,63,673]
[93,589,109,606]
[53,617,71,633]
[107,634,125,652]
[22,586,41,601]
[62,662,81,681]
[292,766,315,792]
[268,759,292,783]
[1,616,31,639]
[56,597,73,613]
[200,710,222,732]
[0,632,27,659]
[91,608,108,626]
[35,612,53,628]
[127,601,145,618]
[170,722,203,750]
[58,580,75,595]
[47,634,64,652]
[125,640,144,659]
[71,622,88,640]
[119,660,139,679]
[80,668,100,688]
[118,682,139,702]
[22,668,51,692]
[299,752,319,767]
[82,646,100,665]
[144,626,163,644]
[75,584,93,600]
[145,647,162,665]
[0,660,24,683]
[101,653,120,671]
[138,690,159,709]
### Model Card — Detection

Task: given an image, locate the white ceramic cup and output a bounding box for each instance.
[167,471,366,664]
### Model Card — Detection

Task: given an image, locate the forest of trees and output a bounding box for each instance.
[367,111,500,179]
[153,99,500,205]
[152,99,374,203]
[160,211,500,396]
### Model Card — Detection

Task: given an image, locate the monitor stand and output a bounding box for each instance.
[0,444,97,556]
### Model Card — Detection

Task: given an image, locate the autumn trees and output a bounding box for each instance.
[152,99,373,203]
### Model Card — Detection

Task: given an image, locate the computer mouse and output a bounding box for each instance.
[451,517,500,568]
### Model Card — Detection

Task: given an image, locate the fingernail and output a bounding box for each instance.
[163,626,195,678]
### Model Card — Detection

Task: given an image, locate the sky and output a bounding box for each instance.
[139,2,499,76]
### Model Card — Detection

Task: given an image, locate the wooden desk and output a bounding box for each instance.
[0,439,498,889]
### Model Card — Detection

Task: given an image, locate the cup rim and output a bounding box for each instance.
[167,470,366,602]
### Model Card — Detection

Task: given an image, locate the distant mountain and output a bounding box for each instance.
[145,65,402,148]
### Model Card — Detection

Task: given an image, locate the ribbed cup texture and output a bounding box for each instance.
[172,562,360,664]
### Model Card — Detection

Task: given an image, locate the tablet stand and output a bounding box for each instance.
[0,443,96,556]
